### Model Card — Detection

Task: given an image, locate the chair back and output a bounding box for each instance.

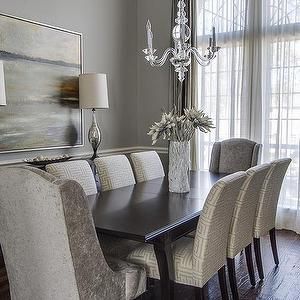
[130,151,165,183]
[227,164,271,258]
[0,167,125,300]
[209,138,261,174]
[254,158,291,238]
[94,155,136,191]
[46,160,97,196]
[193,171,247,286]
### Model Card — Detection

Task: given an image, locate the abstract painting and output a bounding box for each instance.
[0,13,83,153]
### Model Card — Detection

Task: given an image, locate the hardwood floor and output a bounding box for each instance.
[0,230,299,299]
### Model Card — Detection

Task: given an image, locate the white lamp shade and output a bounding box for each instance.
[0,61,6,106]
[79,73,109,109]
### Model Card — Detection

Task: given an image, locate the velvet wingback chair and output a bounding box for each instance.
[0,167,146,300]
[209,138,262,174]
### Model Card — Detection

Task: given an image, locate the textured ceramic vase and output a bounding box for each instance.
[168,141,190,193]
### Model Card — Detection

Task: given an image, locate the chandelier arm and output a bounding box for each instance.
[189,47,212,66]
[150,48,176,67]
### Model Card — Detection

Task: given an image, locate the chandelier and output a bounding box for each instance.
[143,0,220,82]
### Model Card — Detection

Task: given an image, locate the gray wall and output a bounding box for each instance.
[137,0,172,148]
[0,0,138,163]
[0,0,172,163]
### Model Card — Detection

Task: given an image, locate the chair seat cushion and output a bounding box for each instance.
[107,256,146,300]
[126,237,200,287]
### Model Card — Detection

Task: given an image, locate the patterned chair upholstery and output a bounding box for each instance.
[0,167,146,300]
[130,151,165,183]
[209,138,262,174]
[126,172,247,293]
[94,155,136,191]
[226,163,271,297]
[253,158,291,280]
[254,158,291,238]
[227,164,271,258]
[93,155,141,260]
[46,160,97,196]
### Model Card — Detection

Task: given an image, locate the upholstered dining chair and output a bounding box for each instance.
[0,167,146,300]
[209,138,262,174]
[130,151,165,183]
[226,164,271,299]
[125,172,247,300]
[253,158,291,280]
[46,160,97,196]
[94,155,136,191]
[93,155,141,263]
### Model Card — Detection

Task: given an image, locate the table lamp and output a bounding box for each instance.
[0,61,6,106]
[79,73,109,160]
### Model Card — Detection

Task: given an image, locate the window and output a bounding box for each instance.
[262,0,300,209]
[196,0,247,169]
[195,0,300,229]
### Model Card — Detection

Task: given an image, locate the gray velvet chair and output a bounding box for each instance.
[209,138,262,174]
[0,167,146,300]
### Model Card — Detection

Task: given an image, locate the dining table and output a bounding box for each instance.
[87,171,224,300]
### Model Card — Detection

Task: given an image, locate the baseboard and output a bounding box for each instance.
[0,146,168,166]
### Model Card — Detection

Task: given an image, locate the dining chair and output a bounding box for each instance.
[94,155,136,191]
[46,160,97,196]
[125,172,247,300]
[253,158,291,280]
[0,167,146,300]
[93,155,141,263]
[130,151,165,183]
[209,138,262,174]
[226,164,271,299]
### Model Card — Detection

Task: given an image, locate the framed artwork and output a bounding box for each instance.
[0,13,83,153]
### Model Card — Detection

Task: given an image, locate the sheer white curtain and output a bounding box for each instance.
[261,0,300,233]
[194,0,251,170]
[194,0,300,233]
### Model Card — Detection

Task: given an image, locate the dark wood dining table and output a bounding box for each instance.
[87,171,224,300]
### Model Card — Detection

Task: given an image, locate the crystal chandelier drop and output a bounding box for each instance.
[143,0,220,82]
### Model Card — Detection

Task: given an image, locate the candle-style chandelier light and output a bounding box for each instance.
[143,0,220,82]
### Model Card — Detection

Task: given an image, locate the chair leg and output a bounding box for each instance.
[253,237,264,280]
[245,244,256,286]
[269,228,279,266]
[218,266,229,300]
[227,257,239,300]
[195,283,208,300]
[146,278,155,300]
[147,277,155,288]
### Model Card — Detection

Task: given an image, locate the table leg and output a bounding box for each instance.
[153,241,174,300]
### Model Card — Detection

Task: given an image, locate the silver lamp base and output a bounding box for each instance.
[88,108,102,160]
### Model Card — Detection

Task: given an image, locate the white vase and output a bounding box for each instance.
[168,141,190,193]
